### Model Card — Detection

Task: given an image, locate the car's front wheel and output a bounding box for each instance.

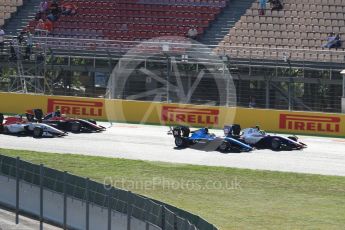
[175,137,186,148]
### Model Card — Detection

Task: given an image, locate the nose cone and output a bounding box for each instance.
[43,124,66,137]
[56,128,67,136]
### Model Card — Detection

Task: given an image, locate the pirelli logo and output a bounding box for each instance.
[162,106,219,125]
[279,114,340,133]
[47,99,103,117]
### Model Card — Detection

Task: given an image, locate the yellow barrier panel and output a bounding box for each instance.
[0,92,106,120]
[1,92,344,137]
[105,99,235,128]
[233,108,345,137]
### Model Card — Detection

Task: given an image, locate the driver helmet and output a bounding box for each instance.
[204,128,209,134]
[26,113,34,122]
[54,109,61,117]
[255,125,260,130]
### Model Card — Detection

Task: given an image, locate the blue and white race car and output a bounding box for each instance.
[171,126,253,153]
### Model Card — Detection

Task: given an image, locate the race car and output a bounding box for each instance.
[224,124,307,151]
[171,126,253,153]
[28,109,106,133]
[0,113,66,138]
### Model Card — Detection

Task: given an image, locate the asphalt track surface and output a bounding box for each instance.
[0,122,345,176]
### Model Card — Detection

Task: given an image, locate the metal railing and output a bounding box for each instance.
[1,35,345,65]
[1,36,344,113]
[0,154,217,230]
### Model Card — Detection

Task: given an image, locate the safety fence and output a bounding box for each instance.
[0,154,217,230]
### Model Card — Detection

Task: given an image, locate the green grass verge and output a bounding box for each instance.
[1,148,345,230]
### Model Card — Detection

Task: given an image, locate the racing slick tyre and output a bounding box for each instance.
[218,141,229,153]
[33,127,43,138]
[175,137,186,148]
[71,122,81,133]
[288,136,298,142]
[271,138,281,151]
[2,126,9,134]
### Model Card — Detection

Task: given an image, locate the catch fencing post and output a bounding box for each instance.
[107,186,112,230]
[15,157,20,224]
[127,191,132,230]
[173,213,177,230]
[145,222,149,230]
[63,171,67,230]
[85,177,90,230]
[39,164,44,230]
[161,205,166,230]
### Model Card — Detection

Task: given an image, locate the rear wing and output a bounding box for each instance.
[172,126,190,138]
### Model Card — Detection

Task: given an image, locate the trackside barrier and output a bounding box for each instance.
[1,92,345,137]
[0,154,217,230]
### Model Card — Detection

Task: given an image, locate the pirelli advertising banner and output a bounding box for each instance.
[104,100,236,127]
[0,92,344,137]
[0,92,105,119]
[233,108,343,137]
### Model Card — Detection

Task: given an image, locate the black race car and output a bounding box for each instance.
[27,109,106,133]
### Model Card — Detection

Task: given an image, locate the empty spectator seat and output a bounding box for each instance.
[0,0,23,26]
[217,0,345,62]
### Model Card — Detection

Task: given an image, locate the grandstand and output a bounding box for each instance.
[218,0,345,62]
[15,0,226,40]
[0,0,345,113]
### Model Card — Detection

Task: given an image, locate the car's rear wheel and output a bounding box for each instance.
[218,141,229,153]
[3,126,9,134]
[271,138,281,151]
[71,122,81,133]
[175,137,186,148]
[33,127,43,138]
